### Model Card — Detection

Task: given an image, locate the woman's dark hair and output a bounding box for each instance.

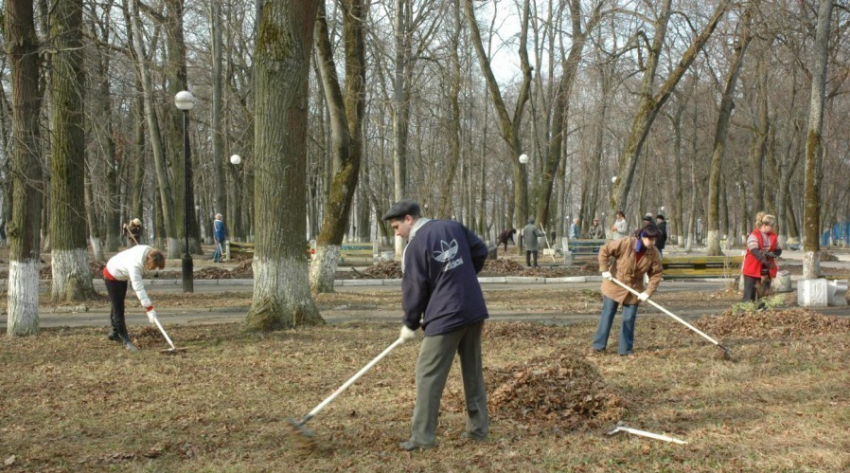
[635,223,661,238]
[616,211,625,218]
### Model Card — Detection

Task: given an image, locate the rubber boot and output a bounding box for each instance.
[107,311,121,342]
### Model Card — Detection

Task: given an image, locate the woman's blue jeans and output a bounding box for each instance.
[592,295,638,355]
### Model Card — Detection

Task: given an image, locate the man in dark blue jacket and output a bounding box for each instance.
[383,199,489,451]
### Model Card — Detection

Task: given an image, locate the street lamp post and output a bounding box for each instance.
[175,91,195,293]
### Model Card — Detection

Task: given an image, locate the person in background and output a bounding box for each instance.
[655,215,668,256]
[496,228,516,252]
[122,218,143,247]
[590,218,605,239]
[569,218,581,240]
[103,245,166,352]
[382,199,489,451]
[213,213,227,263]
[611,211,628,240]
[592,224,663,356]
[641,215,653,228]
[742,212,782,304]
[522,218,542,267]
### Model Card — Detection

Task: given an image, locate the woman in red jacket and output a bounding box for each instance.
[742,213,781,303]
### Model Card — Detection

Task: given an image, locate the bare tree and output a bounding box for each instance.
[534,0,603,228]
[464,0,532,235]
[49,0,97,302]
[309,0,367,293]
[5,0,44,336]
[128,0,180,258]
[245,0,323,330]
[706,5,753,256]
[608,0,731,216]
[802,0,834,279]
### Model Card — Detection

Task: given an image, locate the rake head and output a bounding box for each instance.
[284,418,316,452]
[715,344,734,362]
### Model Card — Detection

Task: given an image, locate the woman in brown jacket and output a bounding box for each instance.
[591,224,664,356]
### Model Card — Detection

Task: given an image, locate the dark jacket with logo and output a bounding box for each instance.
[402,219,489,336]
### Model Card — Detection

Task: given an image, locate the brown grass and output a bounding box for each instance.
[1,311,849,472]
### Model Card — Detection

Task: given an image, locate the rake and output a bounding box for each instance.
[151,313,187,354]
[285,336,405,451]
[608,276,732,360]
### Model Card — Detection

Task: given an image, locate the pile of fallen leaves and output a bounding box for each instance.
[132,326,166,350]
[231,260,254,278]
[193,266,236,279]
[446,325,624,431]
[485,348,625,429]
[354,261,402,279]
[693,308,850,338]
[483,259,525,274]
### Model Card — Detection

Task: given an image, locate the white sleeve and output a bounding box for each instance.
[128,263,152,308]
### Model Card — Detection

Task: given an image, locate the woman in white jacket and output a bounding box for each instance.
[103,245,165,351]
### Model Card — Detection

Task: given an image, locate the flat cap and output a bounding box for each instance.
[382,199,421,221]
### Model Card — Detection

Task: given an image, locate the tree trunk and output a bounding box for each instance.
[129,0,180,258]
[6,0,44,336]
[392,0,410,257]
[706,7,752,256]
[437,0,463,220]
[49,0,96,302]
[309,0,366,293]
[802,0,833,279]
[211,1,226,221]
[749,49,769,212]
[162,0,201,255]
[609,0,731,216]
[245,0,323,330]
[464,0,532,238]
[85,176,105,262]
[534,0,601,227]
[131,81,146,228]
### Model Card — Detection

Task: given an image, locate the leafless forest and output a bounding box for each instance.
[2,1,849,330]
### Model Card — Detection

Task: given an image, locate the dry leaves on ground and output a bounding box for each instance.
[445,323,625,432]
[693,307,850,338]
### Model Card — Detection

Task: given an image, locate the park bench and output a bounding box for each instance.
[661,255,744,279]
[562,238,606,262]
[338,242,377,264]
[226,241,254,259]
[225,241,313,260]
[227,241,386,264]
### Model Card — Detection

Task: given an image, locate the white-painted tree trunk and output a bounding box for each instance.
[310,245,340,293]
[394,235,404,258]
[7,260,40,336]
[706,230,722,256]
[51,248,96,301]
[90,237,105,262]
[247,256,323,330]
[166,237,180,259]
[802,251,820,280]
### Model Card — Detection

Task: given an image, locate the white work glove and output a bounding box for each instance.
[601,271,613,281]
[637,292,649,302]
[399,325,417,343]
[146,310,157,324]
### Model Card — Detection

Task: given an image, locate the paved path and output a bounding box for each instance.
[3,279,847,330]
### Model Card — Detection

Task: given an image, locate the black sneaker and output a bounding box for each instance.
[461,432,487,441]
[107,332,121,343]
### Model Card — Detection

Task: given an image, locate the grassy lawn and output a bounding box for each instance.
[1,308,849,472]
